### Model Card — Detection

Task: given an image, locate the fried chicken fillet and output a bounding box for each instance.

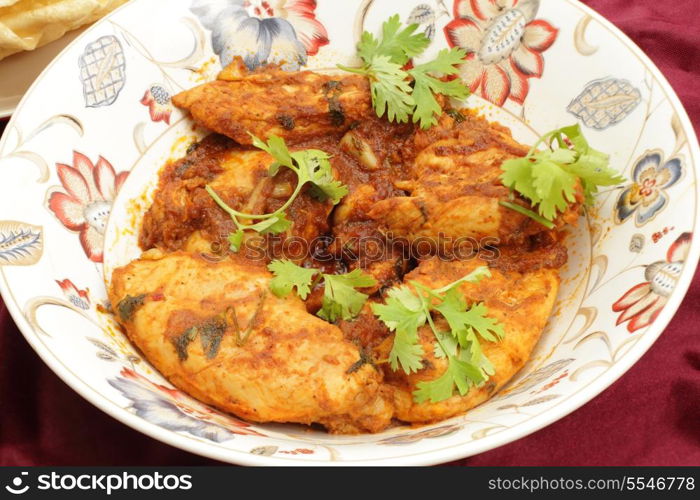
[369,113,583,246]
[139,134,336,258]
[173,59,372,146]
[378,257,559,423]
[108,252,392,434]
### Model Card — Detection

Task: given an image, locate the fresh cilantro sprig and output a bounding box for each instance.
[268,260,377,322]
[500,124,625,224]
[372,266,504,404]
[206,134,348,251]
[408,49,470,129]
[339,15,469,129]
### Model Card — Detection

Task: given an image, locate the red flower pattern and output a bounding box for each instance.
[141,85,172,124]
[47,152,129,262]
[56,279,90,310]
[613,233,692,332]
[444,0,558,105]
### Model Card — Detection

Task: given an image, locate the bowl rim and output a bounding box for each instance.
[1,0,698,466]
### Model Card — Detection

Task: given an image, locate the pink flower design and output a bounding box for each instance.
[249,0,329,57]
[444,0,558,105]
[613,233,692,332]
[47,152,129,263]
[56,279,90,310]
[140,85,172,124]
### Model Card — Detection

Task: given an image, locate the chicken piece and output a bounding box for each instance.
[378,257,559,423]
[173,58,372,146]
[325,118,416,290]
[109,252,393,434]
[140,134,333,260]
[329,184,408,293]
[369,112,582,247]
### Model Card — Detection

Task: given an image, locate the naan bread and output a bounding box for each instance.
[0,0,128,60]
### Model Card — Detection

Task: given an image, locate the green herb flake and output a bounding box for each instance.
[172,326,198,361]
[117,294,146,322]
[199,316,227,360]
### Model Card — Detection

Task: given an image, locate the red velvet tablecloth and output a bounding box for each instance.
[1,0,699,466]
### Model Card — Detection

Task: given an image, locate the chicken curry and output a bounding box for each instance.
[108,17,623,434]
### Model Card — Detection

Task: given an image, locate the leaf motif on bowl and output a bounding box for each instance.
[377,423,462,445]
[498,358,574,399]
[88,338,119,362]
[497,394,560,410]
[79,35,127,108]
[567,78,642,129]
[0,221,43,266]
[520,394,561,407]
[407,4,436,40]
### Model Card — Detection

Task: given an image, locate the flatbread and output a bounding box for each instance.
[0,0,128,61]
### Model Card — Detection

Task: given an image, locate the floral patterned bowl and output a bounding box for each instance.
[0,0,698,466]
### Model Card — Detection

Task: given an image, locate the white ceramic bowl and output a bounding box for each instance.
[0,0,698,465]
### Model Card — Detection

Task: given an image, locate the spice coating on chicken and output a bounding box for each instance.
[109,252,393,434]
[173,59,372,146]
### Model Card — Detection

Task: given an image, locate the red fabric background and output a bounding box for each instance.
[0,0,699,466]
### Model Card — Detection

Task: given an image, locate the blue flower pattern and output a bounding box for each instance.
[615,151,683,226]
[191,0,320,71]
[109,374,241,442]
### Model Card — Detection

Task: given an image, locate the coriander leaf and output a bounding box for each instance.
[373,267,504,404]
[434,291,503,354]
[250,133,294,172]
[501,125,625,222]
[357,14,430,65]
[414,357,487,404]
[568,161,625,203]
[409,48,469,129]
[366,55,415,123]
[228,230,244,252]
[557,124,588,151]
[500,157,540,202]
[117,294,146,322]
[341,17,470,128]
[209,136,348,248]
[259,212,293,235]
[433,331,458,359]
[199,316,227,359]
[391,330,427,374]
[318,269,377,322]
[292,149,349,204]
[254,136,349,206]
[172,326,198,361]
[531,158,579,220]
[245,215,291,235]
[371,286,427,373]
[458,302,504,342]
[356,30,380,65]
[268,260,318,300]
[433,288,469,341]
[413,47,467,74]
